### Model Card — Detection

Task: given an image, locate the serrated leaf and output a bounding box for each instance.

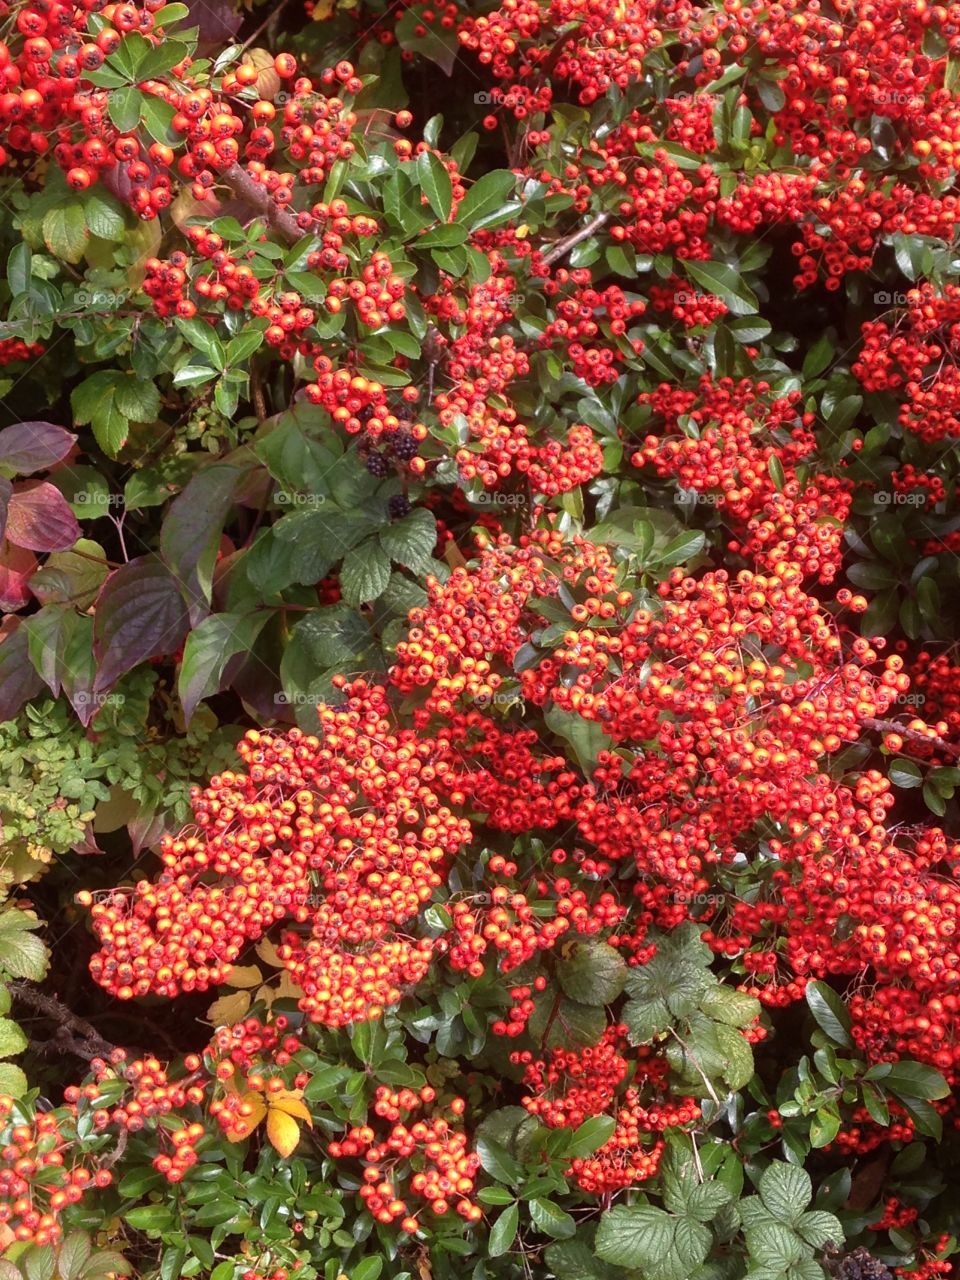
[379,508,437,573]
[340,541,391,606]
[0,1017,28,1057]
[758,1162,811,1224]
[596,1206,676,1270]
[43,203,89,264]
[557,941,627,1005]
[207,989,251,1026]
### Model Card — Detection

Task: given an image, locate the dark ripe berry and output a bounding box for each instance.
[388,494,412,519]
[394,402,413,421]
[366,452,389,477]
[358,405,375,424]
[838,1249,895,1280]
[390,430,419,461]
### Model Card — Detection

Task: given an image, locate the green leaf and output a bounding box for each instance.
[544,702,607,777]
[352,1260,382,1280]
[869,1060,951,1101]
[340,541,391,606]
[595,1206,676,1270]
[715,1022,755,1090]
[758,1162,811,1224]
[652,529,706,569]
[0,1018,27,1057]
[22,1247,54,1280]
[544,1240,625,1280]
[108,85,143,133]
[42,202,89,265]
[178,611,269,723]
[379,508,437,573]
[805,981,853,1048]
[487,1203,519,1258]
[476,1135,522,1186]
[744,1222,803,1270]
[456,171,518,230]
[557,941,627,1006]
[82,191,126,240]
[417,151,453,221]
[140,94,178,143]
[889,759,923,789]
[529,1199,576,1240]
[176,317,226,371]
[0,910,49,981]
[55,1234,91,1280]
[0,1063,27,1096]
[566,1115,616,1159]
[795,1210,842,1250]
[682,259,759,316]
[160,462,250,622]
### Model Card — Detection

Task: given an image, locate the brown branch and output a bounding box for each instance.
[220,162,305,246]
[861,717,960,760]
[541,211,611,267]
[10,982,115,1061]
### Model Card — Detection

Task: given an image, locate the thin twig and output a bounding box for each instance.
[541,211,612,267]
[861,716,960,760]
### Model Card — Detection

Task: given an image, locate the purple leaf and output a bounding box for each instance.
[0,422,76,474]
[0,477,11,543]
[0,628,44,722]
[93,556,189,692]
[6,482,81,552]
[160,460,252,625]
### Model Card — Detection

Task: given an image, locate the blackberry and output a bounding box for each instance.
[388,494,412,519]
[358,404,375,424]
[390,429,419,461]
[395,403,414,421]
[366,452,389,477]
[838,1249,895,1280]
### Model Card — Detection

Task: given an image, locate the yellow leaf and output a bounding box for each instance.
[225,964,263,989]
[269,1092,313,1127]
[266,1107,301,1157]
[231,1092,267,1141]
[256,938,283,968]
[207,989,251,1026]
[312,0,336,17]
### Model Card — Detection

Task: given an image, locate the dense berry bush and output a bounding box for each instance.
[0,0,959,1277]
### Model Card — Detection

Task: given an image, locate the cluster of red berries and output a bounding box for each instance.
[328,1087,481,1231]
[81,681,471,1027]
[853,284,960,441]
[633,376,853,583]
[0,1097,106,1247]
[0,338,42,365]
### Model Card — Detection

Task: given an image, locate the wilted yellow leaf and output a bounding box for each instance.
[266,1107,301,1157]
[225,964,263,989]
[207,989,251,1026]
[269,1091,313,1126]
[231,1092,267,1141]
[312,0,336,17]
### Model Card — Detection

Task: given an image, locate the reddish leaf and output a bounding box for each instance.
[6,481,81,552]
[93,556,189,692]
[0,541,38,612]
[0,422,76,474]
